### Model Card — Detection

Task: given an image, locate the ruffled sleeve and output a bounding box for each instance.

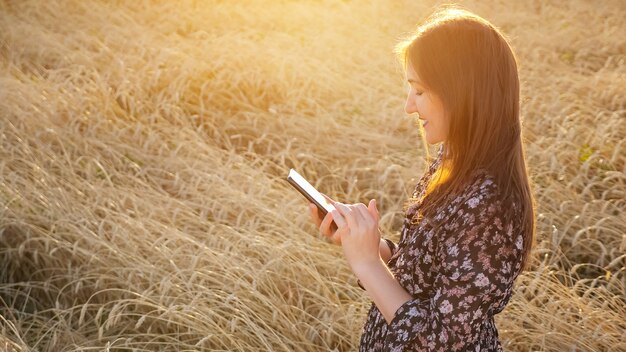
[383,176,523,351]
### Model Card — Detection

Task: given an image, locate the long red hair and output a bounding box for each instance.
[396,6,536,271]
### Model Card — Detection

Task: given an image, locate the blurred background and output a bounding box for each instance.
[0,0,624,350]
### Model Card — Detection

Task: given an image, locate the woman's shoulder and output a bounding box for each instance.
[438,169,519,223]
[435,171,521,249]
[451,169,499,204]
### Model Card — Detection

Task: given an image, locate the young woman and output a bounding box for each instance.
[309,6,535,351]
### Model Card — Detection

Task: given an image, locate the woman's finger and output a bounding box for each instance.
[367,199,379,223]
[334,202,358,230]
[309,203,322,227]
[355,203,376,229]
[330,231,342,245]
[340,203,367,228]
[319,211,335,236]
[350,204,371,233]
[321,193,336,204]
[330,205,348,230]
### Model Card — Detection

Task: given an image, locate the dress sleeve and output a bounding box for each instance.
[384,179,523,351]
[383,238,398,258]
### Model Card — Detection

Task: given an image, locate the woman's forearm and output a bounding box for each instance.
[352,258,413,324]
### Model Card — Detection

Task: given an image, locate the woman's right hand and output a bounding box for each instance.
[309,193,341,245]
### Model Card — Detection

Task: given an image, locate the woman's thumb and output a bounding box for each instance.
[368,199,379,221]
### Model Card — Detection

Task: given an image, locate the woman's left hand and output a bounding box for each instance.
[330,200,382,272]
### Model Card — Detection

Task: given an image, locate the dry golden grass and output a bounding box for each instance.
[0,0,624,351]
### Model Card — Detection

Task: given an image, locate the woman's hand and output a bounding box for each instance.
[330,199,382,272]
[309,193,341,245]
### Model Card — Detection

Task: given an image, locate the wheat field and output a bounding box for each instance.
[0,0,624,351]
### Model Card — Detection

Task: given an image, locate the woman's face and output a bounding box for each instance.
[404,63,449,145]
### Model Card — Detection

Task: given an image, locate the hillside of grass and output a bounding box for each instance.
[0,0,624,350]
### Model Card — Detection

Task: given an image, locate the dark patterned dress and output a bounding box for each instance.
[359,145,525,351]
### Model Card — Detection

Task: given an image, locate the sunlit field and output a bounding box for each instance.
[0,0,624,350]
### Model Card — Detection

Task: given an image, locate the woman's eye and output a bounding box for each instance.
[415,91,423,96]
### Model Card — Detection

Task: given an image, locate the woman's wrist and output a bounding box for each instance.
[356,238,396,290]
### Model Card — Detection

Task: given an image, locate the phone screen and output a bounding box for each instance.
[286,169,335,215]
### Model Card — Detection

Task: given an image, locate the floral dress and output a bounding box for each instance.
[359,145,525,351]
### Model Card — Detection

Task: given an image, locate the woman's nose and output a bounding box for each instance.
[405,96,418,115]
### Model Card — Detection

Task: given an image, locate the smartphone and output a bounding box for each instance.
[286,169,338,230]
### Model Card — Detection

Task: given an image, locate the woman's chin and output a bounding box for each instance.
[425,135,443,145]
[419,126,443,145]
